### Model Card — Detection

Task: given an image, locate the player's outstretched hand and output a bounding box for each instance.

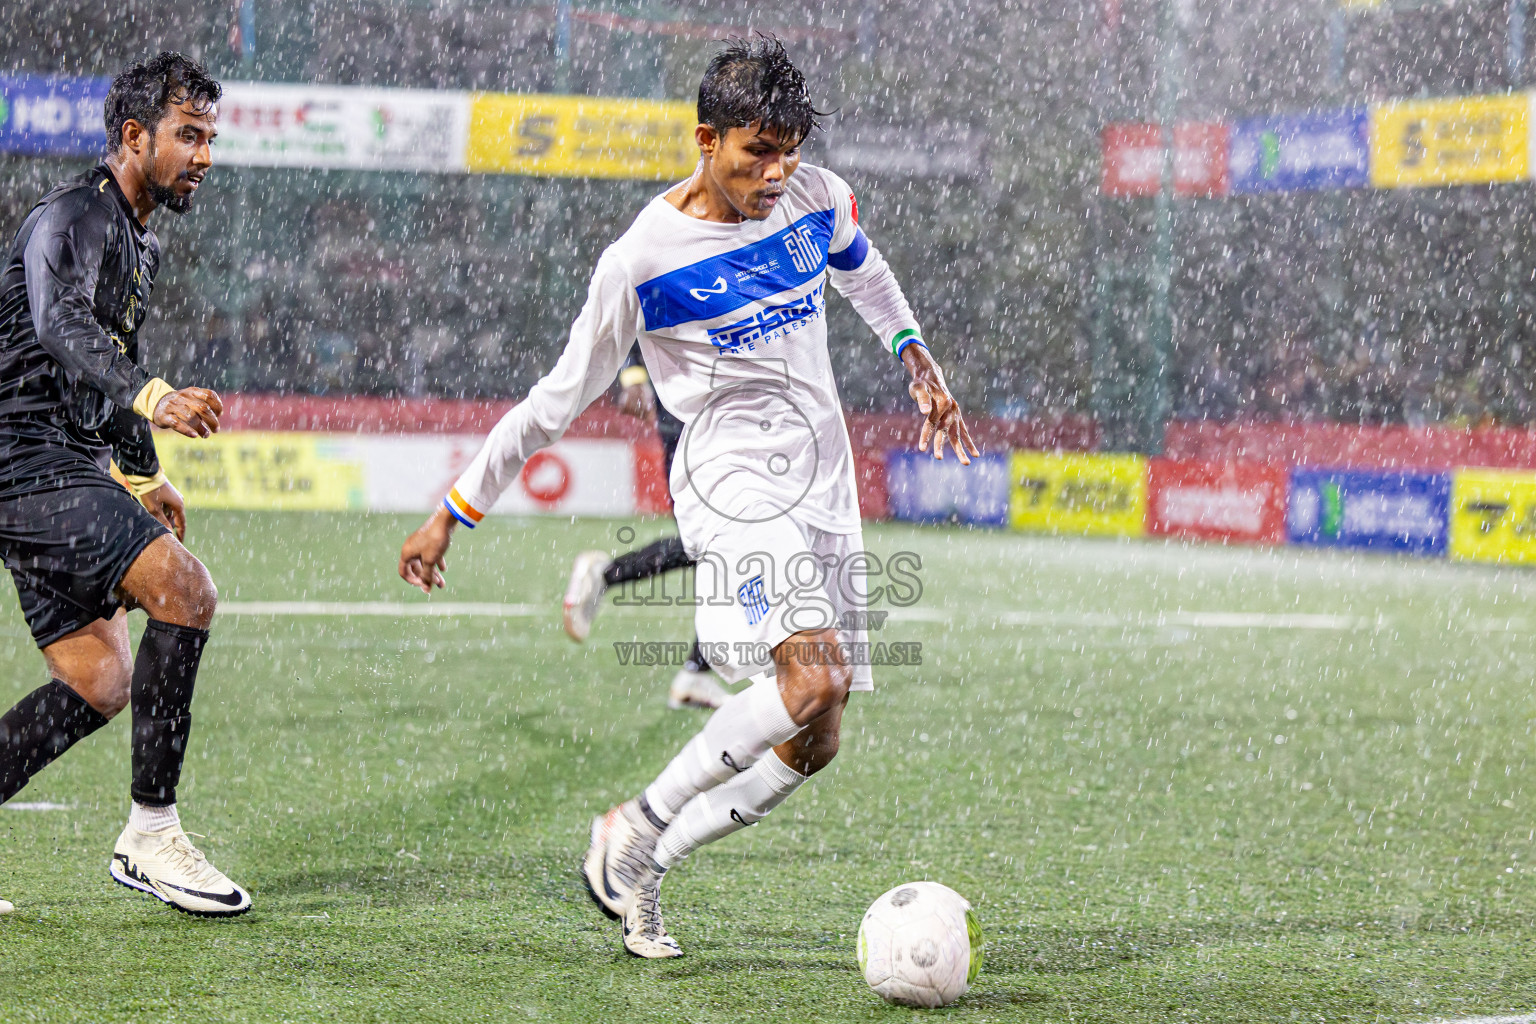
[399,506,455,594]
[154,387,223,439]
[902,345,980,465]
[141,481,187,541]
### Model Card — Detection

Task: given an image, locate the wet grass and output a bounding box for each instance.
[1,511,1534,1022]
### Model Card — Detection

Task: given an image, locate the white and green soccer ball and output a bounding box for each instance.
[857,881,983,1008]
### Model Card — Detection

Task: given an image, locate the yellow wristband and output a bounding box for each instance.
[132,378,176,421]
[122,470,170,498]
[618,365,650,388]
[109,461,169,498]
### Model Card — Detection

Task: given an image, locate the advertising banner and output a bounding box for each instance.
[218,82,470,172]
[343,435,637,517]
[1370,93,1529,188]
[1229,108,1369,193]
[1009,451,1148,536]
[885,451,1010,527]
[466,93,696,179]
[1286,469,1450,555]
[1101,121,1230,197]
[0,73,109,157]
[154,432,368,511]
[155,432,637,516]
[1449,468,1536,564]
[1146,459,1287,544]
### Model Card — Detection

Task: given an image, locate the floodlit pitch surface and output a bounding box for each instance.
[2,511,1534,1023]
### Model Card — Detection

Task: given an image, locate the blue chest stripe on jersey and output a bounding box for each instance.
[637,208,835,331]
[828,227,870,272]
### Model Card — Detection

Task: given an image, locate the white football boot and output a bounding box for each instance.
[666,668,728,710]
[563,550,613,643]
[582,798,663,919]
[110,823,251,917]
[0,897,12,914]
[623,866,682,959]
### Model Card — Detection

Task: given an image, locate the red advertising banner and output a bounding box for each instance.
[1146,458,1286,544]
[1101,122,1231,197]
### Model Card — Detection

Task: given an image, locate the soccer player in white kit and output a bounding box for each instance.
[397,38,977,958]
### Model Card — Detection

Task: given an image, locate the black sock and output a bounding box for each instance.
[603,536,693,586]
[0,680,109,804]
[131,620,209,807]
[684,637,709,673]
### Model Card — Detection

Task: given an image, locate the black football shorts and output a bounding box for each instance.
[0,444,168,647]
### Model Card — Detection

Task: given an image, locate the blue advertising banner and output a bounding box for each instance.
[1229,108,1369,193]
[0,74,110,157]
[886,450,1010,527]
[1286,469,1450,555]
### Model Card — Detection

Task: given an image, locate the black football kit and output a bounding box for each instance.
[0,161,214,812]
[0,163,171,647]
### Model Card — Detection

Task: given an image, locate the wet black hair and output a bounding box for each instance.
[697,36,826,148]
[104,51,222,153]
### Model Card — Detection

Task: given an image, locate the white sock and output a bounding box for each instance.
[655,750,807,868]
[642,673,801,824]
[128,802,180,833]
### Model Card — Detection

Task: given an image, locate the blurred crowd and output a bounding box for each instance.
[5,0,1535,430]
[1177,331,1533,428]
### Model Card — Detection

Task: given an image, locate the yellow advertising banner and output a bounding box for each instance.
[1449,468,1536,563]
[154,431,366,511]
[466,93,698,179]
[1009,451,1148,537]
[1371,93,1529,188]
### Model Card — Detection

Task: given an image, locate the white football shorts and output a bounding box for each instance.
[689,508,876,691]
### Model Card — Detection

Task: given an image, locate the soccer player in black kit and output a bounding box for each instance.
[0,53,249,917]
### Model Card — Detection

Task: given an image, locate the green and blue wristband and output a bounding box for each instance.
[890,328,928,359]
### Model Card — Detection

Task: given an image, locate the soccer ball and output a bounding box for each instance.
[857,881,983,1007]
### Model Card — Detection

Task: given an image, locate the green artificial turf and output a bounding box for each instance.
[1,511,1533,1022]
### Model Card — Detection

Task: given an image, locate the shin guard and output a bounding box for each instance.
[130,620,208,806]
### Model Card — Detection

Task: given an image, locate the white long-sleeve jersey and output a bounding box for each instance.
[442,163,923,544]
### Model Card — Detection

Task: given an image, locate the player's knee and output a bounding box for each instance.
[150,548,218,629]
[778,631,853,723]
[801,658,852,723]
[180,558,218,629]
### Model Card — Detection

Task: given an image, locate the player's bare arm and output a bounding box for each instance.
[901,343,978,464]
[399,506,454,593]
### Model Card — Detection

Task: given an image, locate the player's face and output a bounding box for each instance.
[145,98,218,215]
[706,123,802,221]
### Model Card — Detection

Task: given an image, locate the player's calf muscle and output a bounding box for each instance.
[40,613,134,716]
[45,647,133,717]
[777,714,843,776]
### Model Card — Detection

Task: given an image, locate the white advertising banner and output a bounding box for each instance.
[159,432,637,517]
[339,435,638,517]
[217,81,470,172]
